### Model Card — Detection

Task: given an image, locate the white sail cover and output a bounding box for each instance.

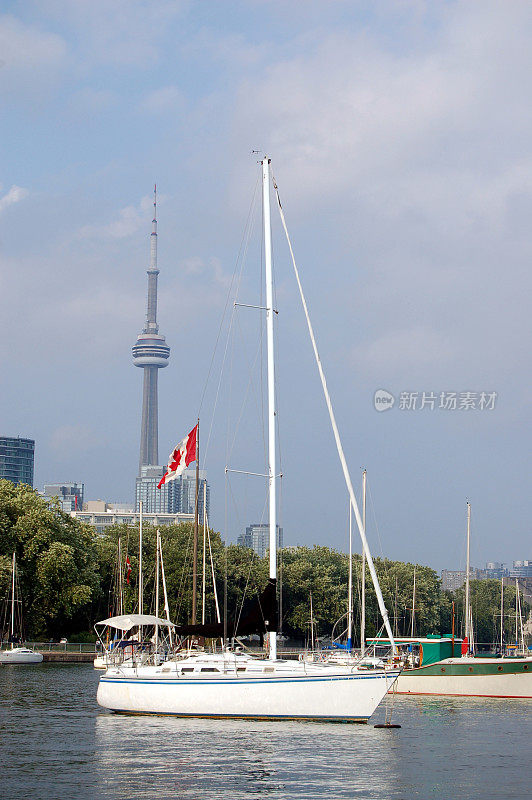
[95,614,175,630]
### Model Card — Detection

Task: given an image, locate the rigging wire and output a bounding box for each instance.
[198,173,260,423]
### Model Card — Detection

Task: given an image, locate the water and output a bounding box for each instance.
[0,664,530,800]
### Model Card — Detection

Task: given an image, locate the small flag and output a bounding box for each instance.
[158,425,198,489]
[125,556,132,585]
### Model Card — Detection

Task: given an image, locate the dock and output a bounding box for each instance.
[40,651,94,663]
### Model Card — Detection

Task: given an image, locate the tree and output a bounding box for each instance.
[0,480,99,638]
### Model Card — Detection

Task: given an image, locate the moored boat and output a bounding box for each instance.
[0,553,43,665]
[367,636,532,698]
[0,646,43,665]
[97,157,401,722]
[99,651,399,721]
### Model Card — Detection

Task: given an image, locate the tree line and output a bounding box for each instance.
[0,480,526,645]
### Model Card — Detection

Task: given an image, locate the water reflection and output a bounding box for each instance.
[2,666,531,799]
[94,714,401,799]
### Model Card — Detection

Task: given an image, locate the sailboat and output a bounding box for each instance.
[94,535,128,669]
[95,519,176,669]
[369,503,532,698]
[97,157,400,721]
[0,553,43,664]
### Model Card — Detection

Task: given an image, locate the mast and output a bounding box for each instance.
[202,480,207,625]
[192,419,200,624]
[464,501,471,653]
[310,591,315,651]
[262,156,278,662]
[451,600,455,656]
[360,469,366,653]
[117,537,123,617]
[159,531,173,649]
[410,566,416,638]
[500,577,504,653]
[10,552,15,648]
[155,528,160,656]
[394,576,399,637]
[517,580,525,655]
[515,577,519,649]
[138,500,143,643]
[347,500,353,650]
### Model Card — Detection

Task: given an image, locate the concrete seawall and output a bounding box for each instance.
[41,651,94,663]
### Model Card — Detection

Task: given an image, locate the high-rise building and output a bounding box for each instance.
[509,560,532,578]
[135,466,209,523]
[132,187,170,472]
[238,523,283,558]
[42,482,84,512]
[441,569,474,592]
[483,561,507,580]
[0,436,35,486]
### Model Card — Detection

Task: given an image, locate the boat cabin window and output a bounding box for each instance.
[181,667,194,673]
[200,667,220,672]
[236,667,246,672]
[263,666,275,673]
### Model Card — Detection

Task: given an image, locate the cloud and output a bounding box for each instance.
[34,0,185,66]
[229,3,532,217]
[220,2,532,389]
[0,185,29,214]
[350,326,456,379]
[0,14,66,74]
[68,87,115,114]
[78,195,153,240]
[139,85,184,114]
[181,256,231,286]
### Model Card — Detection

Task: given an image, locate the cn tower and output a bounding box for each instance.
[132,186,170,471]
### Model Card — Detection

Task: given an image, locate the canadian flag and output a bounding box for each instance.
[125,556,132,585]
[158,425,198,489]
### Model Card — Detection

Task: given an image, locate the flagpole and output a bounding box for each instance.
[192,418,200,624]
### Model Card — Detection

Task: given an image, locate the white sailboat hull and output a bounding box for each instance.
[0,647,43,664]
[98,663,400,722]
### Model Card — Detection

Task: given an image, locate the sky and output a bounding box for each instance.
[1,0,531,572]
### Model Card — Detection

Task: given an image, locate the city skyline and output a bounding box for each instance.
[1,2,531,570]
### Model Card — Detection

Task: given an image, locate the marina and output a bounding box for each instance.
[1,663,530,800]
[1,3,531,798]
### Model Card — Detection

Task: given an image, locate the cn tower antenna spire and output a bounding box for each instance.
[132,184,170,471]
